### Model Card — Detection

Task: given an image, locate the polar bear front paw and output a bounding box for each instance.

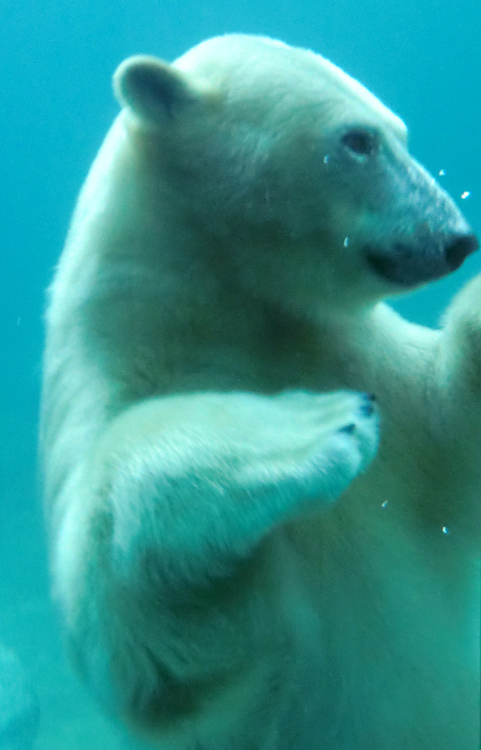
[284,390,379,508]
[321,392,379,496]
[233,390,379,515]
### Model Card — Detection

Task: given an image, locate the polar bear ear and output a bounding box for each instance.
[113,56,199,125]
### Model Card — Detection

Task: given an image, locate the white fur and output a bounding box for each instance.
[41,35,480,749]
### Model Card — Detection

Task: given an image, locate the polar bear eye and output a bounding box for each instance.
[341,128,379,159]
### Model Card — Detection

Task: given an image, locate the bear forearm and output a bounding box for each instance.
[87,390,376,589]
[439,273,481,400]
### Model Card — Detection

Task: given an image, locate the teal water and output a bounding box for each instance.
[1,1,479,747]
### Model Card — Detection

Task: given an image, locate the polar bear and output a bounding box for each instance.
[40,34,480,750]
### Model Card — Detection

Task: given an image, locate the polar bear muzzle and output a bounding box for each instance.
[365,231,478,287]
[361,152,478,288]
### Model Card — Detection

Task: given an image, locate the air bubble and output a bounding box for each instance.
[438,169,446,176]
[323,155,330,164]
[461,191,471,200]
[381,500,388,508]
[442,526,449,535]
[343,237,350,248]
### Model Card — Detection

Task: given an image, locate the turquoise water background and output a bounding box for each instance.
[1,1,479,746]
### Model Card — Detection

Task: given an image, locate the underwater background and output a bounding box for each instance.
[1,0,480,746]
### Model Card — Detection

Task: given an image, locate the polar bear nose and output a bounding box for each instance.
[444,233,479,271]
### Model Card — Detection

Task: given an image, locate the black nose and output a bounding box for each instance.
[445,233,479,271]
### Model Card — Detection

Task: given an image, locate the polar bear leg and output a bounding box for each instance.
[54,390,378,737]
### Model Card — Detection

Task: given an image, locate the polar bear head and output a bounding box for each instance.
[112,34,477,314]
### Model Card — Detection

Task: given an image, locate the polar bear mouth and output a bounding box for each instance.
[365,233,478,287]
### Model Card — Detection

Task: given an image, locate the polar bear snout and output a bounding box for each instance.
[365,231,477,287]
[444,232,479,271]
[357,142,478,289]
[365,227,478,288]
